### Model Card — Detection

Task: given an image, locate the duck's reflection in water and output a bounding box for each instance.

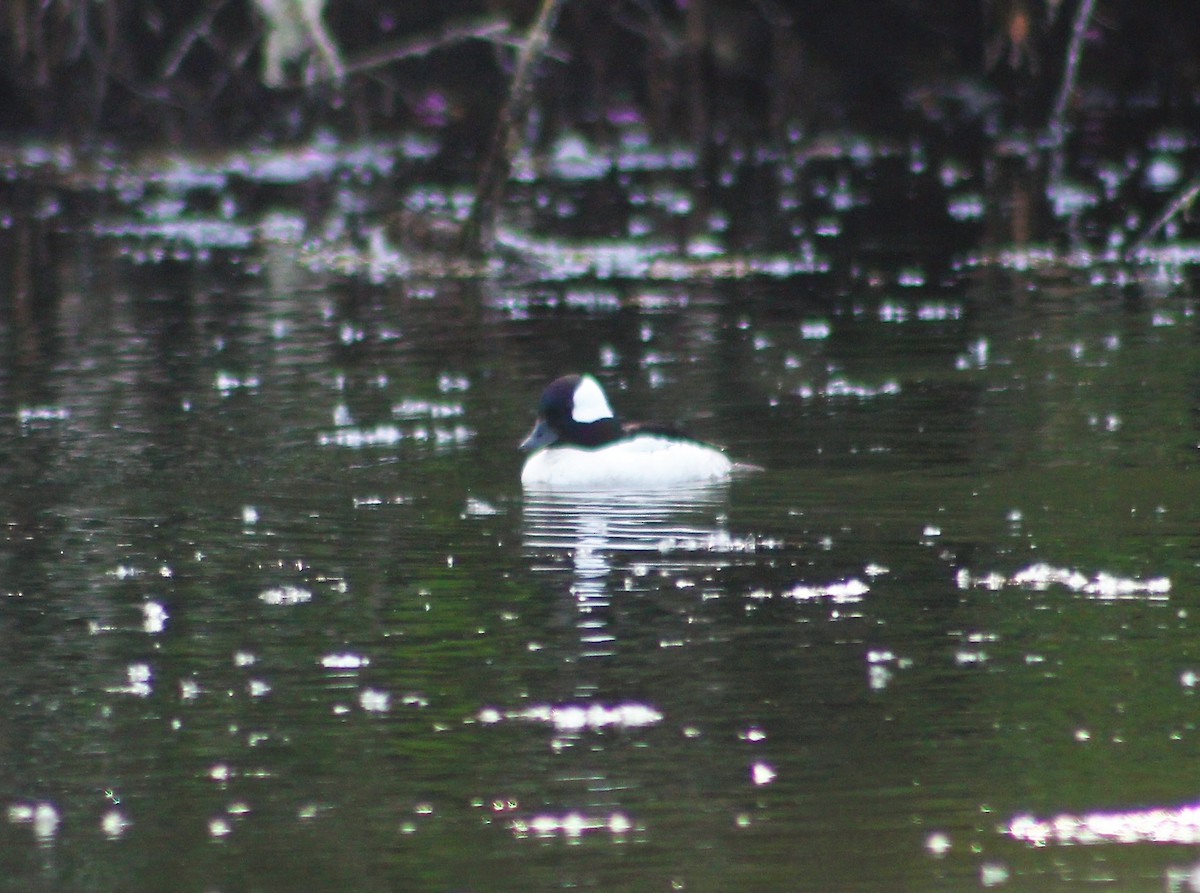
[522,486,749,658]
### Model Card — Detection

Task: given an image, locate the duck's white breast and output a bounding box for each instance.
[521,436,733,490]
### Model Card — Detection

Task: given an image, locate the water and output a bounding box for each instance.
[2,133,1200,892]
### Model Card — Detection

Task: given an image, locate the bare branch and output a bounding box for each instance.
[1125,175,1200,262]
[1046,0,1096,146]
[461,0,569,254]
[341,18,518,77]
[159,0,234,80]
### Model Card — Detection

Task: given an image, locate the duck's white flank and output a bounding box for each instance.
[521,435,733,490]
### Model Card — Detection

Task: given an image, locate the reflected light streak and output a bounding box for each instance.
[478,702,663,731]
[510,811,634,839]
[1010,803,1200,845]
[523,488,742,657]
[957,563,1170,601]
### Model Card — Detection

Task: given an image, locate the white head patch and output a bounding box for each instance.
[571,375,614,423]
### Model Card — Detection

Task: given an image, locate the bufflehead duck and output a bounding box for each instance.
[519,374,737,489]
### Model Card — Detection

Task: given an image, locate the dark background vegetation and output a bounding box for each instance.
[2,0,1199,154]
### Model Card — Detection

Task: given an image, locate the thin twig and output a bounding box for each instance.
[341,18,519,76]
[1125,174,1200,262]
[1046,0,1096,147]
[159,0,233,80]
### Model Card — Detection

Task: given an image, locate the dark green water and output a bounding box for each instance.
[1,135,1200,892]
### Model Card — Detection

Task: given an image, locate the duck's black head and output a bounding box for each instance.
[519,374,625,450]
